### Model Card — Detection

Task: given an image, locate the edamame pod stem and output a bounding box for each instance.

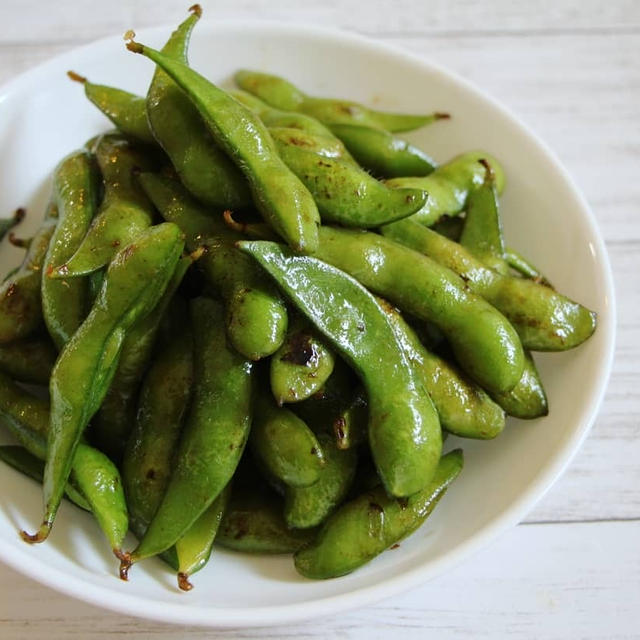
[328,123,437,178]
[120,297,253,577]
[0,207,25,242]
[0,372,128,553]
[175,484,230,591]
[250,387,326,488]
[0,336,57,385]
[271,128,428,227]
[270,314,336,405]
[146,7,251,210]
[91,252,193,463]
[138,171,288,360]
[216,485,316,554]
[294,449,463,579]
[22,223,184,545]
[67,71,155,144]
[380,300,506,439]
[386,151,505,226]
[312,227,525,393]
[239,241,442,497]
[284,431,358,529]
[43,150,100,348]
[123,313,194,538]
[51,134,157,277]
[459,159,508,274]
[234,70,447,132]
[381,219,596,351]
[0,445,90,511]
[0,205,56,343]
[127,37,320,254]
[230,89,337,138]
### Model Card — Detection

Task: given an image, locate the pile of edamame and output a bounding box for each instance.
[0,6,596,590]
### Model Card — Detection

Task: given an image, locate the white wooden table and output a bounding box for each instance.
[1,1,638,637]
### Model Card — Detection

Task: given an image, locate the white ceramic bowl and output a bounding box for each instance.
[0,19,615,628]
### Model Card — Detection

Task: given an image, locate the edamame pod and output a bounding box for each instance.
[234,70,445,132]
[272,129,428,227]
[295,449,463,579]
[0,445,90,511]
[0,372,128,554]
[51,134,157,277]
[0,208,25,243]
[22,223,184,545]
[504,247,553,287]
[270,315,336,405]
[0,336,57,385]
[386,151,505,226]
[284,432,358,529]
[0,205,56,343]
[139,171,287,360]
[328,123,437,178]
[67,71,155,144]
[313,227,525,393]
[250,388,326,488]
[381,219,596,351]
[146,6,251,210]
[239,241,442,497]
[122,314,193,538]
[42,149,100,348]
[216,485,315,554]
[127,36,320,254]
[120,297,253,576]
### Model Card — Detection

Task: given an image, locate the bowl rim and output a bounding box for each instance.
[0,18,616,628]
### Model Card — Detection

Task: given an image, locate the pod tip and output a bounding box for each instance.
[177,572,193,591]
[188,4,202,17]
[118,551,132,581]
[67,70,87,84]
[124,31,143,54]
[20,522,51,544]
[435,112,451,120]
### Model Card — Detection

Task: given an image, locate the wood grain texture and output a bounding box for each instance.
[0,0,638,637]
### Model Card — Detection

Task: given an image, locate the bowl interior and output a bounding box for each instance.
[0,21,614,627]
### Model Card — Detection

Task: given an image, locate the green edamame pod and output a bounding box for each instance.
[386,151,505,226]
[51,134,157,277]
[382,219,596,351]
[127,35,320,254]
[250,388,326,488]
[139,171,287,360]
[269,127,352,161]
[234,70,445,132]
[295,449,463,579]
[0,207,25,242]
[175,484,230,591]
[504,247,553,288]
[0,204,56,343]
[216,485,315,554]
[145,7,250,210]
[270,315,336,405]
[91,252,193,463]
[230,89,337,138]
[0,336,56,385]
[42,149,100,348]
[123,312,193,538]
[0,445,90,511]
[121,297,253,576]
[239,241,442,497]
[459,159,508,275]
[67,71,155,144]
[271,128,427,227]
[22,223,184,545]
[284,431,358,529]
[0,372,128,554]
[380,299,505,439]
[312,227,524,393]
[328,123,437,178]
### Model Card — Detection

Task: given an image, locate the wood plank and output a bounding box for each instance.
[0,0,639,46]
[0,520,638,638]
